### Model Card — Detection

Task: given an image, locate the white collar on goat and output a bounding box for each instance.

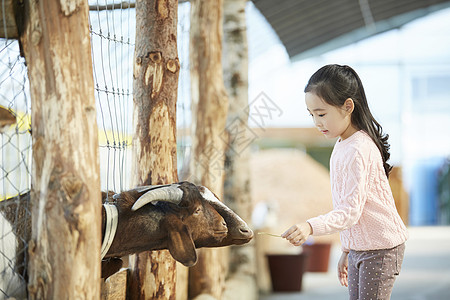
[101,203,118,259]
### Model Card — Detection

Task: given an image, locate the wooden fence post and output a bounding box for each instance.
[19,0,101,299]
[223,0,257,299]
[128,0,180,299]
[188,0,229,298]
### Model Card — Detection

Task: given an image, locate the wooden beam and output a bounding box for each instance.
[222,0,258,298]
[88,2,135,12]
[128,0,180,298]
[101,269,128,300]
[20,0,101,298]
[188,0,228,298]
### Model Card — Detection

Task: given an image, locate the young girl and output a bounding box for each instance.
[282,64,408,300]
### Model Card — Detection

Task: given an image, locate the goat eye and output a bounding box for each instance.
[194,207,202,215]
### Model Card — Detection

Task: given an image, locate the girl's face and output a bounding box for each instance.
[305,92,357,140]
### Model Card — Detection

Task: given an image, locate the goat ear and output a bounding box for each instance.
[164,214,197,267]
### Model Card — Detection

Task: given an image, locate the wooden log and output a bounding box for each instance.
[101,269,128,300]
[20,0,101,299]
[222,0,257,299]
[176,263,189,300]
[188,0,229,298]
[128,0,180,299]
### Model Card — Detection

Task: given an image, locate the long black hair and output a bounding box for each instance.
[304,64,392,177]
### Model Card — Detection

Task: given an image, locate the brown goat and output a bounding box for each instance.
[100,182,229,277]
[0,182,253,286]
[101,181,254,278]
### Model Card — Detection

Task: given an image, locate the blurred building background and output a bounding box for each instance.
[246,3,450,298]
[246,1,450,227]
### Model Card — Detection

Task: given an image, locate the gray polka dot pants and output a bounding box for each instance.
[348,243,405,300]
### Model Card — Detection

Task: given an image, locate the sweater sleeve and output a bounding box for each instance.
[307,150,369,236]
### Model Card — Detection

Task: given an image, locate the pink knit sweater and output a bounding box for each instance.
[307,130,408,252]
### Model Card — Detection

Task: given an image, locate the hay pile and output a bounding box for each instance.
[250,148,340,249]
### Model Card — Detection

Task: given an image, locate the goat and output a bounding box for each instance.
[126,182,254,247]
[0,181,253,295]
[100,182,230,277]
[101,181,253,277]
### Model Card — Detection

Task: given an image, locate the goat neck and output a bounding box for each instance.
[103,194,168,258]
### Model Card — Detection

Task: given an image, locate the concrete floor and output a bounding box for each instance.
[260,226,450,300]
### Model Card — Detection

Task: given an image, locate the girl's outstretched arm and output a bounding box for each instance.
[281,222,313,246]
[338,251,349,287]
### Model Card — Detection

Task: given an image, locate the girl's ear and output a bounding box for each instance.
[344,98,354,114]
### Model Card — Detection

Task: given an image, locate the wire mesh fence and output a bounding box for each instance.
[89,1,191,193]
[89,1,136,195]
[0,1,191,298]
[0,35,32,299]
[0,1,138,297]
[176,2,191,178]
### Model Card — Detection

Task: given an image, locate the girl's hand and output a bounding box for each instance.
[338,251,349,287]
[281,222,312,246]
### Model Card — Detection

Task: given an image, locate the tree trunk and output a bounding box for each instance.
[222,1,257,299]
[129,0,180,299]
[188,0,228,299]
[20,0,101,299]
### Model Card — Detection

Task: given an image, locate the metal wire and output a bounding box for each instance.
[0,21,32,298]
[0,2,190,297]
[90,0,135,195]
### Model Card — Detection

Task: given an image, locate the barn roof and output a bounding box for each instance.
[251,0,450,61]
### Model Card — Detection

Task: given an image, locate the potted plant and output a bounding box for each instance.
[302,241,332,272]
[266,251,309,292]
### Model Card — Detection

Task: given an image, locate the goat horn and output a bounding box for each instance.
[132,185,183,211]
[111,185,168,200]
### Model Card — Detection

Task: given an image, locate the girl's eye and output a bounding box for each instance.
[318,114,325,117]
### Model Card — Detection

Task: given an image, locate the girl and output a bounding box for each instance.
[282,64,408,300]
